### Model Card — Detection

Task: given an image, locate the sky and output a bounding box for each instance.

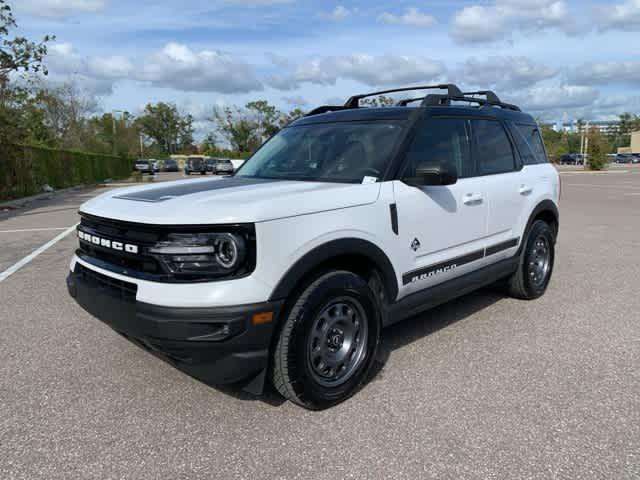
[10,0,640,136]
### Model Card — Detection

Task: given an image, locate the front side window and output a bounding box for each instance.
[402,118,473,179]
[236,121,405,183]
[472,119,516,175]
[513,124,548,165]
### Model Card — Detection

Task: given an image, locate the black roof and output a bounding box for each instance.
[291,104,535,127]
[289,83,536,127]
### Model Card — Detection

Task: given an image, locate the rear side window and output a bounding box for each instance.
[472,119,515,175]
[403,118,473,179]
[512,124,548,165]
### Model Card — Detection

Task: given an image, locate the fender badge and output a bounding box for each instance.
[411,238,421,252]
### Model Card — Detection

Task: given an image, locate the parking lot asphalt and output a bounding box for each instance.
[1,169,639,479]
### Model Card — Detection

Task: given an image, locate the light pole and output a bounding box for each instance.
[582,120,591,170]
[139,133,144,159]
[111,110,124,155]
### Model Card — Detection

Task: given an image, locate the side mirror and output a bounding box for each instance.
[403,162,458,187]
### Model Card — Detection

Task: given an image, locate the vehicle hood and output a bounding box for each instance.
[80,176,381,224]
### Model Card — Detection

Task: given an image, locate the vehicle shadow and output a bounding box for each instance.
[367,287,505,384]
[212,287,505,407]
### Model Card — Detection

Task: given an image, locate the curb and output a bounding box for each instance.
[0,176,146,210]
[0,184,98,210]
[558,170,628,175]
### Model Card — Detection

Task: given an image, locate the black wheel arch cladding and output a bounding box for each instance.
[268,238,399,304]
[519,200,559,253]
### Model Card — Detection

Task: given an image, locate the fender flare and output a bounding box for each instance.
[518,199,559,254]
[268,238,399,303]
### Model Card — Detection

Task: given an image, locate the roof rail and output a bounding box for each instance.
[303,84,521,118]
[344,84,463,108]
[419,93,521,111]
[304,105,352,117]
[462,90,501,103]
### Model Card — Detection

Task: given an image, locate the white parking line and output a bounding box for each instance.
[0,227,70,233]
[0,223,78,283]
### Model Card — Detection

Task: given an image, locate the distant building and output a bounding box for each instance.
[577,120,620,135]
[559,120,620,134]
[631,130,640,154]
[617,130,640,154]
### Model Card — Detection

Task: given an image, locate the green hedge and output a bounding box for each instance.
[0,144,132,201]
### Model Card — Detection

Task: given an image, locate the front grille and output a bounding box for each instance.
[75,263,137,301]
[77,213,257,283]
[78,215,163,277]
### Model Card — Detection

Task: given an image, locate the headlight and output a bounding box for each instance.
[149,232,248,278]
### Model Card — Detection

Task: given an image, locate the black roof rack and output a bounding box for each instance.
[344,84,463,108]
[304,83,521,117]
[462,90,501,103]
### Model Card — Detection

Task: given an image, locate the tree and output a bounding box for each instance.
[137,102,194,153]
[246,100,281,139]
[34,82,98,149]
[210,106,260,153]
[0,0,53,87]
[0,1,53,145]
[586,127,607,171]
[280,107,306,127]
[361,95,395,108]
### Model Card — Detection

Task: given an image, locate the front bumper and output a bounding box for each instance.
[66,263,283,388]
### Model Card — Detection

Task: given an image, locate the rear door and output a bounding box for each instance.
[393,116,489,298]
[470,118,528,262]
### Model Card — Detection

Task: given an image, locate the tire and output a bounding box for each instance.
[507,220,555,300]
[271,270,381,410]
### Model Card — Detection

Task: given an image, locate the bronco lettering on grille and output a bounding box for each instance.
[78,230,139,254]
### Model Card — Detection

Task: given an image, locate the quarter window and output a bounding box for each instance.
[403,118,473,179]
[472,119,516,175]
[513,124,548,165]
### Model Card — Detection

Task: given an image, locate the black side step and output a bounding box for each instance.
[384,256,519,327]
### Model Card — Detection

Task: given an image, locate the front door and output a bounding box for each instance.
[393,116,489,299]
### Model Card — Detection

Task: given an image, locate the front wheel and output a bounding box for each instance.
[271,271,381,410]
[507,220,555,299]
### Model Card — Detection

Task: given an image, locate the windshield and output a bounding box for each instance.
[236,121,405,182]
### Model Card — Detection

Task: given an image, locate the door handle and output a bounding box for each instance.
[519,185,533,195]
[463,193,483,205]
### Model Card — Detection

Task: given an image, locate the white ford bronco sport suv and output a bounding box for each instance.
[67,85,559,410]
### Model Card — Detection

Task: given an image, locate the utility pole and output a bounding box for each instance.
[139,133,144,159]
[111,110,124,156]
[583,120,591,170]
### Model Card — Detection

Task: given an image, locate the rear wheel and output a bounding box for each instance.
[271,271,381,410]
[507,220,555,299]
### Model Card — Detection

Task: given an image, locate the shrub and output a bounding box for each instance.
[586,128,608,171]
[0,144,131,200]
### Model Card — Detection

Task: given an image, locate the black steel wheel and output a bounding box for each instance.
[507,220,555,299]
[271,271,381,410]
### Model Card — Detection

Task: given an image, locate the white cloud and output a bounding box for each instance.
[507,84,599,112]
[569,61,640,86]
[45,42,262,95]
[596,0,640,31]
[281,95,309,106]
[321,5,355,22]
[139,43,262,93]
[291,54,446,87]
[379,8,436,28]
[450,0,573,44]
[46,42,85,75]
[15,0,106,17]
[88,56,134,79]
[461,56,558,90]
